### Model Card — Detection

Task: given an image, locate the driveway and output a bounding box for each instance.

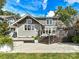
[12,43,79,53]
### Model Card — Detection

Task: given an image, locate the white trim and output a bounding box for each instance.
[11,15,27,26]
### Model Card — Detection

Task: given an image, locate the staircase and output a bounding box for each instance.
[39,36,61,44]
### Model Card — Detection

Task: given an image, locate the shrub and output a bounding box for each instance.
[67,36,73,42]
[32,36,40,40]
[72,35,79,43]
[0,35,13,46]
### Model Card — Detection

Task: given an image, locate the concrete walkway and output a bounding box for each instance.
[11,43,79,53]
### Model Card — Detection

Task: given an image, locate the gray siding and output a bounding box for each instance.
[17,24,38,37]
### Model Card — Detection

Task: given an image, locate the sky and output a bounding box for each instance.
[3,0,79,16]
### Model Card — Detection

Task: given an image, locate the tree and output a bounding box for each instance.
[0,0,5,9]
[65,6,77,16]
[0,10,4,15]
[0,0,6,15]
[0,21,9,35]
[3,11,20,17]
[75,20,79,31]
[0,0,21,17]
[55,6,78,25]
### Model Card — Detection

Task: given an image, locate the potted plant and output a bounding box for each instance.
[32,36,40,43]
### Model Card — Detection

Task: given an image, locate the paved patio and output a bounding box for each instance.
[11,43,79,53]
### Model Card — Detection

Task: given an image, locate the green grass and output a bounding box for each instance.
[0,53,79,59]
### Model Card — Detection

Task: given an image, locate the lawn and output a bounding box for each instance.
[0,53,79,59]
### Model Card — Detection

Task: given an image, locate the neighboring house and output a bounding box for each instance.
[10,15,68,43]
[0,15,17,25]
[0,15,18,35]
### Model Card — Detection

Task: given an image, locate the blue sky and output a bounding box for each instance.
[3,0,79,16]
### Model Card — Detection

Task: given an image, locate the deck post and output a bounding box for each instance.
[48,33,51,44]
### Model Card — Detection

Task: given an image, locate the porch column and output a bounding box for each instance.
[45,29,46,34]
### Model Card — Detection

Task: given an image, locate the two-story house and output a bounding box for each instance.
[10,15,67,43]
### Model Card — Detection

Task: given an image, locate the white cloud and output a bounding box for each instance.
[20,13,26,17]
[65,0,79,4]
[16,0,20,3]
[2,7,6,11]
[46,11,55,17]
[42,0,48,10]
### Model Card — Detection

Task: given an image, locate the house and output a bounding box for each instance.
[0,15,17,25]
[10,15,68,43]
[0,15,20,35]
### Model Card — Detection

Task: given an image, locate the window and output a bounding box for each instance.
[50,20,52,24]
[28,25,31,30]
[25,25,31,30]
[47,20,49,24]
[25,25,34,30]
[32,25,34,30]
[27,19,32,24]
[49,28,51,34]
[25,25,28,30]
[47,19,52,25]
[52,30,55,34]
[46,30,49,34]
[53,21,56,26]
[43,30,45,33]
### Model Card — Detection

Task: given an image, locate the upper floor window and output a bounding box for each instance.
[24,25,35,30]
[53,21,57,26]
[47,19,52,25]
[26,19,32,24]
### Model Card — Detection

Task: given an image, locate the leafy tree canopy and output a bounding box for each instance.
[0,21,8,35]
[0,0,5,9]
[75,20,79,31]
[55,6,78,23]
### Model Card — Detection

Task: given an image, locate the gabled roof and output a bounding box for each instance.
[11,15,59,26]
[11,15,43,26]
[35,16,59,25]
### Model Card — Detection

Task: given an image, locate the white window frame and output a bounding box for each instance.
[24,24,35,31]
[47,19,52,25]
[26,19,32,24]
[32,25,35,30]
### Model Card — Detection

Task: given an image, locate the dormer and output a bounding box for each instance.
[46,17,57,26]
[47,18,52,25]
